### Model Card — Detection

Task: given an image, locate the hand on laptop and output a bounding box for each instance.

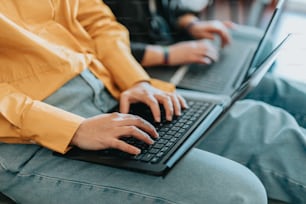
[71,82,187,155]
[71,113,158,155]
[167,40,219,65]
[187,20,234,48]
[119,82,188,122]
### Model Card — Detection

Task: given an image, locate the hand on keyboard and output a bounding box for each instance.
[71,112,158,155]
[119,82,188,122]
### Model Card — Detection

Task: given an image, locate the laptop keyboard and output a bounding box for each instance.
[97,100,214,163]
[179,63,229,92]
[178,42,253,93]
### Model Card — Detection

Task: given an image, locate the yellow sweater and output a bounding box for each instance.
[0,0,174,153]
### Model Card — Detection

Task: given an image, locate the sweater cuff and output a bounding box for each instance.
[22,101,85,154]
[150,78,175,92]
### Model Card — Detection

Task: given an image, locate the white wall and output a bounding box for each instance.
[287,0,306,13]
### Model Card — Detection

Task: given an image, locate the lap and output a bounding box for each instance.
[247,74,306,127]
[198,99,306,203]
[0,144,265,204]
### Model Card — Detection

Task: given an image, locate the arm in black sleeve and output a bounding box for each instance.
[130,42,147,63]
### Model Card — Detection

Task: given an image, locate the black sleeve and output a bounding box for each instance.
[104,0,149,63]
[130,42,147,63]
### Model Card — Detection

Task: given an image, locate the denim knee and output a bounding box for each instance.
[215,161,267,204]
[229,166,267,204]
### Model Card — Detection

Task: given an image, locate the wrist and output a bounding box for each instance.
[162,46,169,65]
[184,19,200,33]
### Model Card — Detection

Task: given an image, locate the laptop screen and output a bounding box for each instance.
[247,0,285,76]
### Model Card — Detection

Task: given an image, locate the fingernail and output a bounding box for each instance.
[135,149,141,155]
[153,130,159,138]
[204,57,212,64]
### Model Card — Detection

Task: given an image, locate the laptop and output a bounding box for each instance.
[147,0,285,97]
[54,34,290,176]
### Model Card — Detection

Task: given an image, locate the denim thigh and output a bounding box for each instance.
[246,74,306,128]
[198,99,306,204]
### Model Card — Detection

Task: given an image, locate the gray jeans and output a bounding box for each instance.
[1,70,305,204]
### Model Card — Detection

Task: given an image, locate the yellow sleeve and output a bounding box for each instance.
[77,0,150,91]
[0,83,85,154]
